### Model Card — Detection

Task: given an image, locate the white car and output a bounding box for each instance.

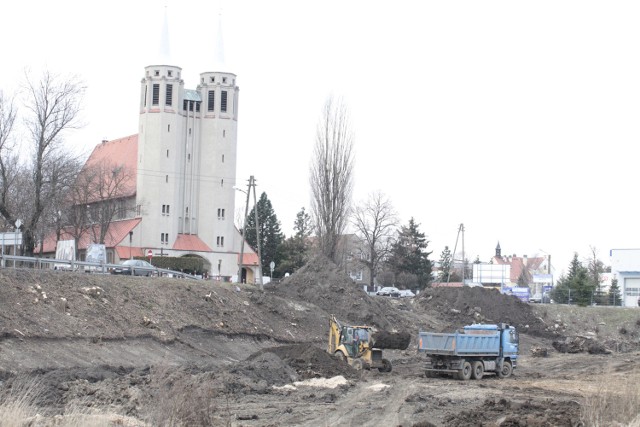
[376,287,400,297]
[399,289,415,298]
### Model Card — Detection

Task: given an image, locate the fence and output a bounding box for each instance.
[0,254,201,280]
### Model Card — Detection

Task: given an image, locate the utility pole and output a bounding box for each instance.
[252,177,264,291]
[236,176,264,291]
[237,177,252,285]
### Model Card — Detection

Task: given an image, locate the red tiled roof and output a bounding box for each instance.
[240,252,260,266]
[116,246,145,259]
[81,135,138,200]
[172,234,213,252]
[37,218,142,254]
[431,282,464,287]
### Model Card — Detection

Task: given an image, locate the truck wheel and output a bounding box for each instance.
[497,361,512,379]
[378,358,392,373]
[471,361,484,380]
[459,361,472,380]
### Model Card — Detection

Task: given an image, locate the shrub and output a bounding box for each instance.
[581,368,640,426]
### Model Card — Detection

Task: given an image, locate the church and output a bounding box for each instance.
[40,12,258,282]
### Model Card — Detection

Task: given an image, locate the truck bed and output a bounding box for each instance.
[418,331,501,356]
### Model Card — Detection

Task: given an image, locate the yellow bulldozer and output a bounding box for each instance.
[328,314,409,372]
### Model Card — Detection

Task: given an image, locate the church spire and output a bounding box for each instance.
[495,241,502,257]
[213,11,226,71]
[157,5,171,65]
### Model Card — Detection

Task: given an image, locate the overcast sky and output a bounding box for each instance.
[3,0,640,276]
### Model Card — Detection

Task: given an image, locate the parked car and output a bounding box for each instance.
[399,289,415,298]
[111,259,156,277]
[376,287,400,297]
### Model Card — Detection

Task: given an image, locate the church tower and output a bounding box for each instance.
[134,9,241,277]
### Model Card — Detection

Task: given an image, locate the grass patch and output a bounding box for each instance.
[581,368,640,426]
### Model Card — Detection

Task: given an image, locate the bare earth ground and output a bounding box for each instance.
[1,256,639,426]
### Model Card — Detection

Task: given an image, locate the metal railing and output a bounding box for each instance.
[0,254,201,280]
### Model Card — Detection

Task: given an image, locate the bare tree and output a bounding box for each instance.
[351,191,398,286]
[0,90,19,228]
[309,97,355,263]
[64,159,135,255]
[0,70,85,256]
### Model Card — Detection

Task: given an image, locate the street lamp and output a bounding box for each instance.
[129,231,133,261]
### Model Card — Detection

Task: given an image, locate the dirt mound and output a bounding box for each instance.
[441,397,581,426]
[371,330,411,350]
[552,336,611,354]
[273,254,402,331]
[250,344,358,380]
[415,286,555,337]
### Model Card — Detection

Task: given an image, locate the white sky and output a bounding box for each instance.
[3,0,640,276]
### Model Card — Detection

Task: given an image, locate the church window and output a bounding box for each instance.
[166,84,173,106]
[210,77,215,83]
[221,179,224,187]
[208,91,215,112]
[216,236,225,247]
[144,87,147,107]
[167,124,170,132]
[165,175,168,183]
[189,101,194,111]
[223,130,226,137]
[222,77,227,83]
[222,154,224,163]
[166,149,169,157]
[221,91,228,112]
[217,208,225,219]
[168,70,173,77]
[183,100,187,111]
[196,102,200,112]
[154,70,159,76]
[152,84,160,105]
[189,128,191,135]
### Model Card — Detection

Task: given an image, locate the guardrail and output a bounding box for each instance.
[0,254,201,280]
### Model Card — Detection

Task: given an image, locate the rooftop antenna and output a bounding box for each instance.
[158,4,171,64]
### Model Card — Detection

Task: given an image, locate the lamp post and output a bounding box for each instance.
[129,231,133,260]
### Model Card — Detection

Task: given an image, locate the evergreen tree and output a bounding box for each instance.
[293,207,314,239]
[437,246,453,282]
[550,253,595,306]
[608,278,622,306]
[245,192,284,273]
[386,217,432,290]
[274,207,313,277]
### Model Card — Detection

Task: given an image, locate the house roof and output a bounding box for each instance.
[115,246,145,259]
[173,234,213,252]
[37,218,142,254]
[81,135,138,199]
[240,252,260,266]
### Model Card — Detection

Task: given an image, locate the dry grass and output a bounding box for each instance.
[0,376,147,427]
[581,368,640,426]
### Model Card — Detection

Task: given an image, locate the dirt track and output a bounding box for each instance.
[1,258,640,426]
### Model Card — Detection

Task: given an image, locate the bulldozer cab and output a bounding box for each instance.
[341,326,370,357]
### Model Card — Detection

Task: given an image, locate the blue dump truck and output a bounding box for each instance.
[418,323,519,380]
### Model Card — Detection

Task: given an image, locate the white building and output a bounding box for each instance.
[610,249,640,307]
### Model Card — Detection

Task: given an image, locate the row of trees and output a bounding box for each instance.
[1,71,136,259]
[241,191,434,289]
[550,249,621,306]
[243,96,433,288]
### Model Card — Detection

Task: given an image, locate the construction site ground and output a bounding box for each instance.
[1,256,639,426]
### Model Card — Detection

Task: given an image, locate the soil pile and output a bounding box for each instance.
[272,254,413,331]
[415,286,556,337]
[371,330,411,350]
[249,344,358,380]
